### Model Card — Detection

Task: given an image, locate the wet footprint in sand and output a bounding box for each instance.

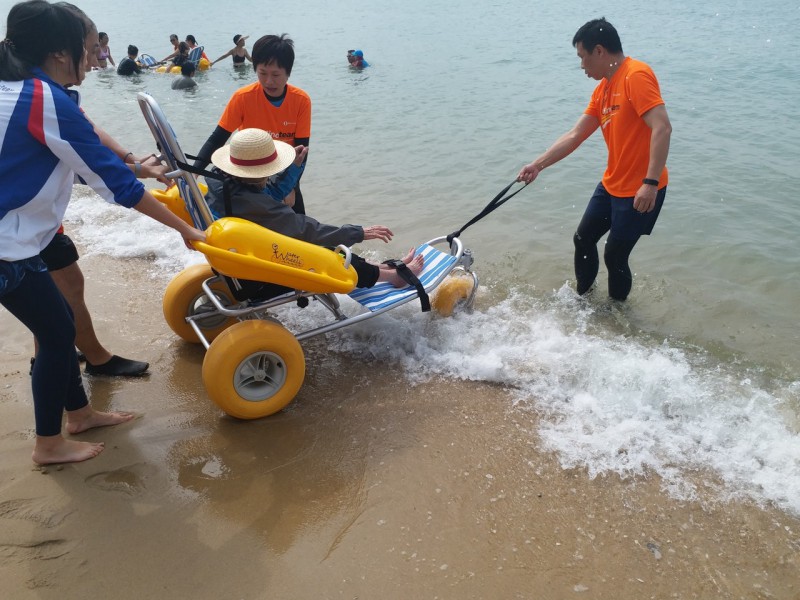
[84,463,154,496]
[0,498,73,528]
[0,499,76,566]
[0,537,77,563]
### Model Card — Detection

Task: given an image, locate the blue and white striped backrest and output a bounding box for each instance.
[187,46,204,66]
[138,54,157,67]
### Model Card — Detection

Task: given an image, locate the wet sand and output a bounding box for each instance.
[1,253,798,599]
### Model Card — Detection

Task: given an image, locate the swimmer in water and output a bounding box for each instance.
[347,49,369,68]
[95,31,114,68]
[210,34,252,67]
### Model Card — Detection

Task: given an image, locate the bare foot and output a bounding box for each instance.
[32,435,105,465]
[378,248,416,272]
[382,254,425,288]
[65,405,135,435]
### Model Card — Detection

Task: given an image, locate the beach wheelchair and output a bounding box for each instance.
[137,53,158,68]
[138,93,478,419]
[154,46,210,73]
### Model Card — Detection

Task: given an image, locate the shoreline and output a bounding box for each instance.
[1,252,798,599]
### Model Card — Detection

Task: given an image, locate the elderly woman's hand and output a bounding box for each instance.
[362,225,393,243]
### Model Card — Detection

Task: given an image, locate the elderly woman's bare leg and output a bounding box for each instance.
[377,253,425,288]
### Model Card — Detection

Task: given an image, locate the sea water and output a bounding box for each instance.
[7,0,799,514]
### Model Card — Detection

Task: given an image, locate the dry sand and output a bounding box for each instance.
[1,253,799,599]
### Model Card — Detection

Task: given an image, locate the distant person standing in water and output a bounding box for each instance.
[169,41,189,68]
[195,34,311,214]
[171,61,197,89]
[184,34,208,61]
[517,18,671,301]
[210,34,251,67]
[116,44,141,75]
[95,31,114,68]
[159,33,180,63]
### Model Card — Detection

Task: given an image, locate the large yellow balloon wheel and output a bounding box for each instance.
[162,264,238,343]
[431,273,474,316]
[202,320,305,419]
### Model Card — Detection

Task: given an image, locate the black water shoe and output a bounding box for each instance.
[85,355,149,377]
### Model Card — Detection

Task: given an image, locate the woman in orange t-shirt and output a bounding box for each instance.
[195,34,311,214]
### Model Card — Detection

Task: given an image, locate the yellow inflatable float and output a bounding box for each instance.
[151,183,203,225]
[195,217,358,294]
[153,185,355,293]
[155,58,210,73]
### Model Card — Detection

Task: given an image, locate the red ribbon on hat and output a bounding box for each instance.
[230,150,278,166]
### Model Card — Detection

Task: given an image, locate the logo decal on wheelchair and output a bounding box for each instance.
[271,243,303,268]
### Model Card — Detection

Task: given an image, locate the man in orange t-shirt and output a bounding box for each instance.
[195,34,311,214]
[518,18,671,301]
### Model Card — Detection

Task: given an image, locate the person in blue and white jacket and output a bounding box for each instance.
[0,0,205,466]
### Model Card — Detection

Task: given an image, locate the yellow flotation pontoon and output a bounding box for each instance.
[196,217,358,295]
[154,64,181,74]
[150,185,358,294]
[154,47,210,72]
[138,91,479,421]
[155,57,210,73]
[150,183,201,225]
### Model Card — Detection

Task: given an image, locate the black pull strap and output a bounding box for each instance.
[382,259,430,312]
[174,157,220,179]
[173,159,236,217]
[446,179,528,244]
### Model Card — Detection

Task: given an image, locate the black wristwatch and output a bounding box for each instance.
[642,178,659,186]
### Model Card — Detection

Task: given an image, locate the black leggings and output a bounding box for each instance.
[1,267,88,435]
[573,224,639,301]
[573,183,665,301]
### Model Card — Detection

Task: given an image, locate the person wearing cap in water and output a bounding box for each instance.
[347,48,368,68]
[210,34,251,67]
[205,128,422,289]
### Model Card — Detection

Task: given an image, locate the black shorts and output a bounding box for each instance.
[39,232,79,272]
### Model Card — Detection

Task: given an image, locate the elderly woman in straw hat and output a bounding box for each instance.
[206,128,423,289]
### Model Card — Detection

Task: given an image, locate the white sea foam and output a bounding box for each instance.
[326,290,800,516]
[66,189,205,274]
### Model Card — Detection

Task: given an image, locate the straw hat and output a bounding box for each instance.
[211,128,296,179]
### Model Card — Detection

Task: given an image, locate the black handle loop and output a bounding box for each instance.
[446,180,529,244]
